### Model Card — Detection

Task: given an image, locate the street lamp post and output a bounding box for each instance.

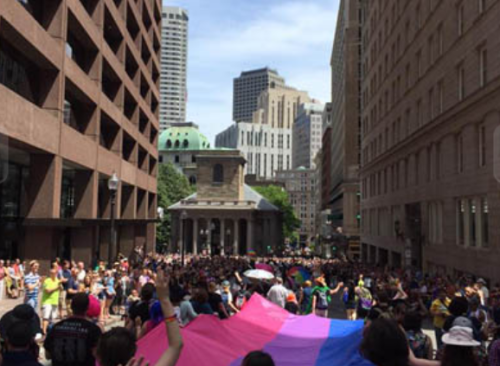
[181,210,188,265]
[107,172,119,268]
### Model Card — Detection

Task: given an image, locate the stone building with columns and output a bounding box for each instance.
[168,150,284,256]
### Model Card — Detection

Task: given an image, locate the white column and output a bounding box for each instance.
[193,218,198,255]
[220,219,225,256]
[234,219,239,255]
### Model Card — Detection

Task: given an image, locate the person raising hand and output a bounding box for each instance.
[96,269,184,366]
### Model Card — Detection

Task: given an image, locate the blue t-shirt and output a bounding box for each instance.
[60,269,71,290]
[24,273,40,300]
[106,277,115,295]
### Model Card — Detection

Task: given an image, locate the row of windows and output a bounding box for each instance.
[240,131,291,149]
[362,124,488,198]
[363,0,491,142]
[364,43,489,165]
[246,153,291,177]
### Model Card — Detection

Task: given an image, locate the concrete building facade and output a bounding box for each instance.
[0,0,162,268]
[160,6,188,130]
[276,167,317,246]
[215,122,293,179]
[252,84,311,129]
[359,0,500,280]
[292,102,324,169]
[329,0,362,252]
[233,68,285,123]
[169,150,283,256]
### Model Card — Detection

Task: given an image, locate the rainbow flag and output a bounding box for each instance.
[136,294,372,366]
[247,249,257,257]
[287,266,311,284]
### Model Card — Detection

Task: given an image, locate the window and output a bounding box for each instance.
[458,64,465,101]
[416,99,422,128]
[436,142,441,179]
[438,80,444,114]
[481,198,489,247]
[479,125,486,167]
[457,3,464,36]
[479,0,485,14]
[428,35,434,66]
[479,47,487,87]
[213,164,224,183]
[405,63,411,90]
[416,3,422,29]
[457,134,464,173]
[457,200,465,245]
[428,88,434,121]
[469,198,476,247]
[174,155,179,163]
[428,202,443,244]
[437,24,444,57]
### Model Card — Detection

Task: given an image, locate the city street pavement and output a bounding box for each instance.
[0,297,23,317]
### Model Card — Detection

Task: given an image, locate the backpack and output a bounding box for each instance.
[407,331,429,359]
[316,289,329,310]
[359,288,373,310]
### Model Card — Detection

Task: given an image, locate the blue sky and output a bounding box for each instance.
[163,0,340,143]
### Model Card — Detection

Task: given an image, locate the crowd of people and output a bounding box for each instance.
[0,251,499,366]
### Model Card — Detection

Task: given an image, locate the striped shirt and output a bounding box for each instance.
[24,272,40,300]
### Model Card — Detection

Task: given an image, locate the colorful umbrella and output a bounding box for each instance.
[287,266,311,284]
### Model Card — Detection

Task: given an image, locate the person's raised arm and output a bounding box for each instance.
[154,269,183,366]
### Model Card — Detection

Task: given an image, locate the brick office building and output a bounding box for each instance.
[359,0,500,280]
[0,0,161,269]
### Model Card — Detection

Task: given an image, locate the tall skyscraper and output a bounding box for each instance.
[292,102,324,169]
[0,0,161,269]
[218,80,310,180]
[160,6,188,130]
[233,68,285,122]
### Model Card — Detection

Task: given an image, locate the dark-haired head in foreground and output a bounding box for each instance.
[241,350,275,366]
[97,327,137,366]
[360,318,409,366]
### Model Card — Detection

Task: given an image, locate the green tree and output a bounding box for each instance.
[156,163,195,252]
[254,185,301,241]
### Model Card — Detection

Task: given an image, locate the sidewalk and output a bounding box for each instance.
[0,296,23,317]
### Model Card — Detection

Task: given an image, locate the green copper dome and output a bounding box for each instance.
[158,123,211,151]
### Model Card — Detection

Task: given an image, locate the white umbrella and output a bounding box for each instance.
[244,269,275,280]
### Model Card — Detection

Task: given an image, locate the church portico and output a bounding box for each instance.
[169,150,283,256]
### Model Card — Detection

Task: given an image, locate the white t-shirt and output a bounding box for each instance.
[267,284,288,308]
[77,269,86,282]
[480,286,489,306]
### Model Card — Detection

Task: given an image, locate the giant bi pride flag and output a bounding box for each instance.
[136,294,373,366]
